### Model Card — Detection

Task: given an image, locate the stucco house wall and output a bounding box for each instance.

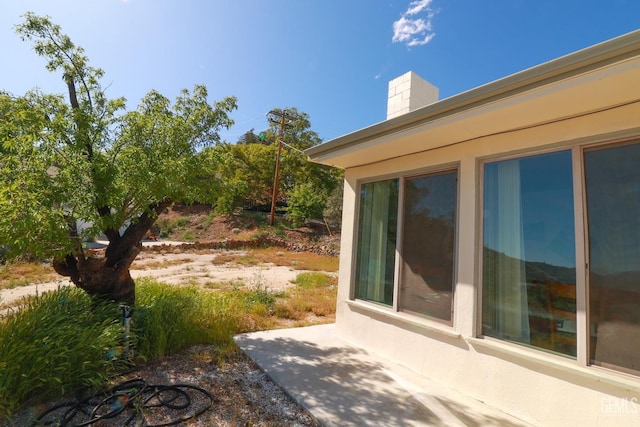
[307,31,640,427]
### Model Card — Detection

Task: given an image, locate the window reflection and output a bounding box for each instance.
[483,151,577,356]
[400,171,457,322]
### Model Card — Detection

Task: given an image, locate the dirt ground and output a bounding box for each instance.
[0,204,341,309]
[0,247,311,309]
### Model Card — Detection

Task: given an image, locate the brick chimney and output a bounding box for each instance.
[387,71,438,120]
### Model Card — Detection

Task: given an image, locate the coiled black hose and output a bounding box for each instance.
[30,378,214,426]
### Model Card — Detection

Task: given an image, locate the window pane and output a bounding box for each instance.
[483,151,576,356]
[400,171,457,322]
[355,179,399,306]
[585,142,640,375]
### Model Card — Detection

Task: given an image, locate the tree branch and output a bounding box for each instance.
[104,199,172,266]
[96,205,120,243]
[64,73,79,110]
[43,26,94,110]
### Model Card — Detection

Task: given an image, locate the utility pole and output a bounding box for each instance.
[267,109,294,226]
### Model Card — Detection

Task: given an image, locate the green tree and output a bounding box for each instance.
[198,144,249,215]
[217,107,341,213]
[217,142,277,210]
[0,13,236,303]
[236,128,265,145]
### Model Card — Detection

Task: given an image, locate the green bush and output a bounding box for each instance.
[240,282,285,313]
[154,216,191,238]
[286,183,326,227]
[0,287,128,416]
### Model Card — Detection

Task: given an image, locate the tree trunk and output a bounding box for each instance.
[53,200,171,304]
[53,244,140,304]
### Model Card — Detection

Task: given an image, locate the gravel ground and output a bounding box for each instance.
[5,345,319,427]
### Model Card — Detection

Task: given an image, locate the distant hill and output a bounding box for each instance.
[483,247,576,284]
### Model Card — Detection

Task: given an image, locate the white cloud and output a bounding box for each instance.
[405,0,431,16]
[392,0,436,47]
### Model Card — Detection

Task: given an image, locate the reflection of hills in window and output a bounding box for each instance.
[484,149,576,270]
[483,247,576,284]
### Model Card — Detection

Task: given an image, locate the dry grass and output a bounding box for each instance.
[0,262,57,290]
[203,280,244,290]
[273,272,338,323]
[132,258,193,270]
[210,248,339,272]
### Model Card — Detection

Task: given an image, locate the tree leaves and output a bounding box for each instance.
[1,13,237,262]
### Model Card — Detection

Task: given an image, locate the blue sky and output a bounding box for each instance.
[1,1,639,144]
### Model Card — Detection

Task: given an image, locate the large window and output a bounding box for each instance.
[482,141,640,375]
[483,151,577,356]
[585,143,640,375]
[354,169,458,322]
[400,172,457,322]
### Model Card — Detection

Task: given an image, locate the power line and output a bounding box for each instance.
[267,109,296,226]
[280,140,305,155]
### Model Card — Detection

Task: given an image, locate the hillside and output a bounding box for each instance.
[152,204,341,255]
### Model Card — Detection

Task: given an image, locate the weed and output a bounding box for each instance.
[204,280,243,290]
[293,272,336,289]
[210,251,246,266]
[133,278,241,361]
[172,217,191,228]
[202,212,216,230]
[273,272,337,321]
[0,262,57,290]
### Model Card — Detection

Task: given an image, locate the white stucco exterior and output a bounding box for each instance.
[307,31,640,426]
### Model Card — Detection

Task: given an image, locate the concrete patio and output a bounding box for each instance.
[234,324,531,426]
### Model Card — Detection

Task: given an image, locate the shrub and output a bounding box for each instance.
[285,183,326,227]
[154,216,191,238]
